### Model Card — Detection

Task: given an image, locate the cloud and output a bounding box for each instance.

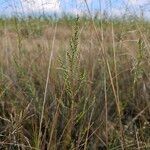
[128,0,149,6]
[20,0,60,13]
[77,0,93,4]
[111,8,126,17]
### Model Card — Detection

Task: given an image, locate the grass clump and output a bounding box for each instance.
[0,15,150,149]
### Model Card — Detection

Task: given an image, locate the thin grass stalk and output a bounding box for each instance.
[111,15,125,150]
[38,22,58,148]
[47,103,60,149]
[104,71,108,149]
[83,107,94,150]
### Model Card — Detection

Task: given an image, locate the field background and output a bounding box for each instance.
[0,1,150,149]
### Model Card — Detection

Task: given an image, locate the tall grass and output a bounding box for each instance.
[0,14,150,149]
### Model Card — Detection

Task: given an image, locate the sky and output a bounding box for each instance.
[0,0,150,18]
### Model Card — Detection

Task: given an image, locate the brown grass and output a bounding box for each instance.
[0,17,150,149]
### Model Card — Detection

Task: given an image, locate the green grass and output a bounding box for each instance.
[0,15,150,149]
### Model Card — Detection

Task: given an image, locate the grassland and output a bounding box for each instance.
[0,16,150,149]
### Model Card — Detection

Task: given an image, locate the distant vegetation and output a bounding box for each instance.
[0,15,150,149]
